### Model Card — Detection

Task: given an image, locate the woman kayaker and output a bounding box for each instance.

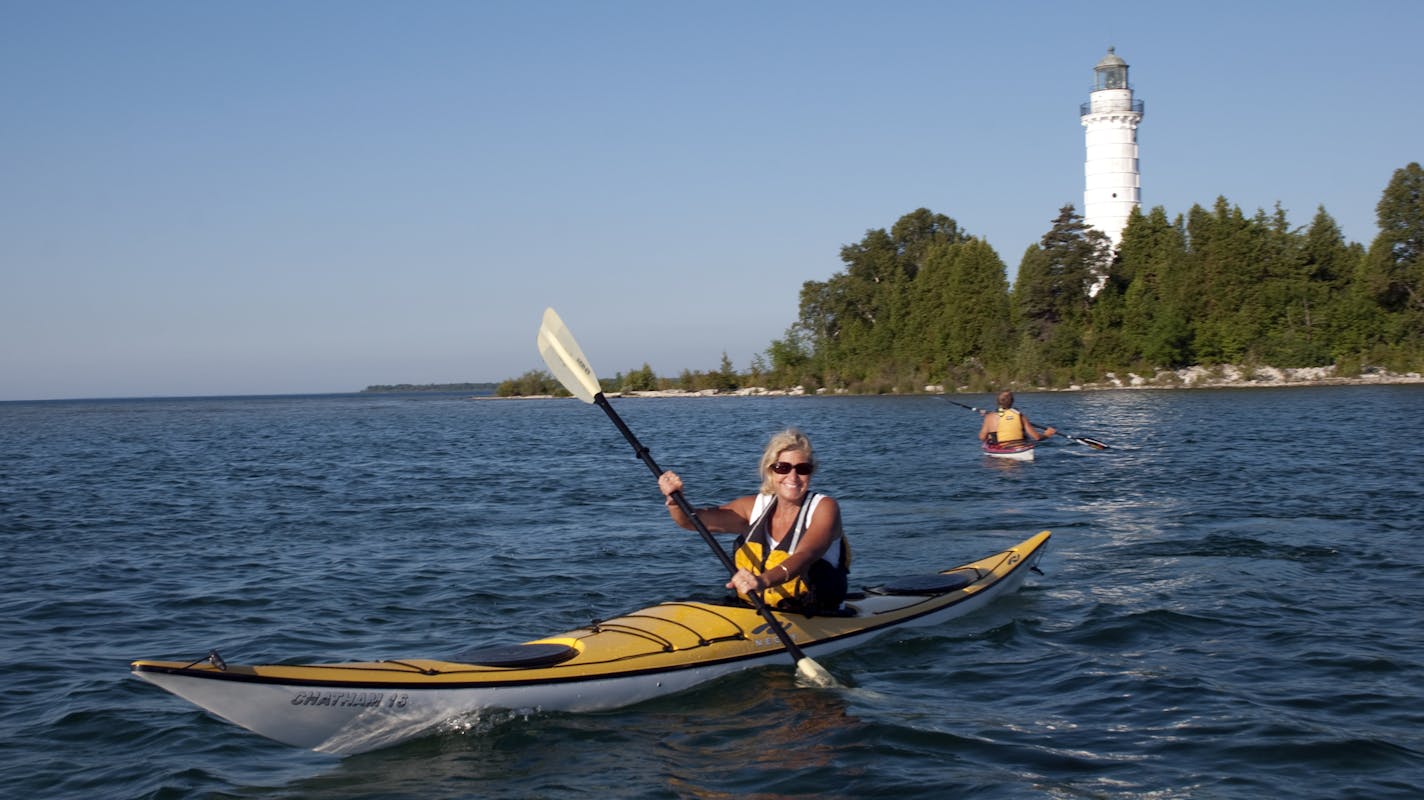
[979,391,1055,446]
[658,428,849,613]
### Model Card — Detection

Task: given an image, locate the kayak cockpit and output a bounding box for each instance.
[867,568,979,596]
[451,642,580,668]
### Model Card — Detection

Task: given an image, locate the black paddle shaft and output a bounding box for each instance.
[591,393,812,660]
[594,395,740,577]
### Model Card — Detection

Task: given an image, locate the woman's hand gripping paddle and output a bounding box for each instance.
[536,307,839,688]
[942,398,1109,450]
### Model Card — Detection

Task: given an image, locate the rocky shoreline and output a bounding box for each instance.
[1041,364,1424,392]
[480,365,1422,400]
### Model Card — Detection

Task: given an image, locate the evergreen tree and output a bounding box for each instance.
[1186,198,1260,362]
[1258,205,1350,366]
[943,238,1013,381]
[1082,276,1129,377]
[901,241,956,373]
[1012,205,1110,381]
[1363,162,1424,354]
[1247,203,1309,365]
[1117,206,1193,368]
[713,352,739,391]
[902,237,1012,387]
[1010,243,1052,383]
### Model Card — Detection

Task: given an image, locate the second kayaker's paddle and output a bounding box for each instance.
[942,398,1109,450]
[536,307,839,688]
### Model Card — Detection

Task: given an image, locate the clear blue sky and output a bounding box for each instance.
[4,1,1420,400]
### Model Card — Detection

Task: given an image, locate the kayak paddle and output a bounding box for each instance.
[942,398,1109,450]
[536,307,839,688]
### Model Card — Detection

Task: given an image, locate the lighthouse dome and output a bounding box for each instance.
[1096,47,1127,69]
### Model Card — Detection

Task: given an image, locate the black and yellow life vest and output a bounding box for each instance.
[733,493,850,608]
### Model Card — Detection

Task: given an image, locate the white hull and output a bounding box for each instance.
[983,445,1034,461]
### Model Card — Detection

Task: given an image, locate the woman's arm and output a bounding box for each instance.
[665,494,753,533]
[659,470,753,533]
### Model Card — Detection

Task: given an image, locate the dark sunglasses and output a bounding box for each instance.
[770,461,814,476]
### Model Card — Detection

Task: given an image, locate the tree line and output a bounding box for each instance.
[363,382,498,393]
[501,162,1423,396]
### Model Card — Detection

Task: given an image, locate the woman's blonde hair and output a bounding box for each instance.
[758,428,815,494]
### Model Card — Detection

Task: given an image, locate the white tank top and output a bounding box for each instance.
[746,493,842,569]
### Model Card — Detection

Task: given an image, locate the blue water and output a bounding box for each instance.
[3,387,1423,799]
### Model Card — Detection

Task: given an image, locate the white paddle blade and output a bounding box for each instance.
[537,307,602,403]
[796,657,839,688]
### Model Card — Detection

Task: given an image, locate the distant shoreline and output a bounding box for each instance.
[362,382,498,394]
[474,365,1424,399]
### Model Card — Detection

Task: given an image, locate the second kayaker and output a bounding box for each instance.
[979,390,1055,446]
[658,427,850,613]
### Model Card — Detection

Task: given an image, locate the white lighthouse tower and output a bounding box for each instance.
[1080,47,1143,249]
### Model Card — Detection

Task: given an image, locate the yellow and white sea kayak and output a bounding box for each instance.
[132,530,1050,755]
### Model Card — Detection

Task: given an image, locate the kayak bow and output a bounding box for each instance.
[132,531,1050,755]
